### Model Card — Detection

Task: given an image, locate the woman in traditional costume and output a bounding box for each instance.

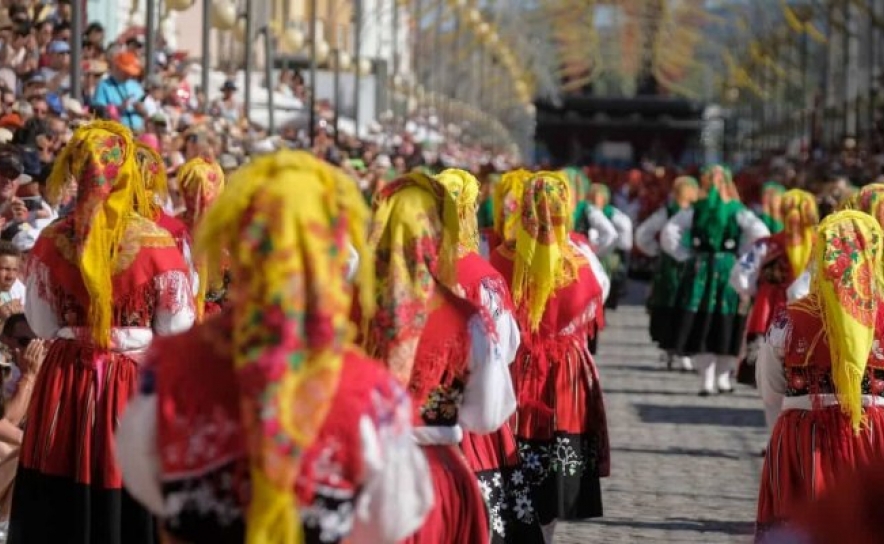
[731,189,817,395]
[365,171,518,544]
[9,121,196,544]
[758,181,785,234]
[134,141,197,293]
[483,169,531,257]
[563,167,591,234]
[490,171,608,544]
[435,169,543,544]
[588,183,632,309]
[117,150,432,544]
[636,176,699,371]
[176,157,226,319]
[755,210,884,538]
[661,165,769,396]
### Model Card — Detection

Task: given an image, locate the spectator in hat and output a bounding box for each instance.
[40,40,70,93]
[92,51,146,131]
[80,59,107,109]
[209,80,241,124]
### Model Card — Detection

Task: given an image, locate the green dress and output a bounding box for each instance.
[648,203,690,349]
[672,191,750,356]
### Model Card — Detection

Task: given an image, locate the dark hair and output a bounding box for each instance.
[52,21,71,36]
[13,23,30,37]
[1,314,28,339]
[0,241,21,260]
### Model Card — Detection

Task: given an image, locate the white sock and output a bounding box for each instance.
[694,353,716,392]
[716,356,736,390]
[680,356,694,371]
[541,521,557,544]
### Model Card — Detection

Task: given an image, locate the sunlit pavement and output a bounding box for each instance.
[555,281,764,543]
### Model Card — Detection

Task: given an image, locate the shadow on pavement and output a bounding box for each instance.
[587,517,754,536]
[610,445,745,461]
[633,403,766,428]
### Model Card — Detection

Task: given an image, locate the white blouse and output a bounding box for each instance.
[608,206,634,252]
[25,263,196,355]
[570,237,611,303]
[585,206,618,257]
[660,207,770,263]
[635,206,668,257]
[458,283,520,436]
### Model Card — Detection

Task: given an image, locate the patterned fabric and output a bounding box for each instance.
[512,172,579,331]
[791,211,884,433]
[177,157,225,320]
[365,172,460,385]
[133,141,168,220]
[178,157,225,231]
[845,183,884,226]
[781,189,818,278]
[43,120,145,348]
[435,168,481,256]
[492,169,531,242]
[193,151,370,544]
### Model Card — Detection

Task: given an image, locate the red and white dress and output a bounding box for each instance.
[9,216,195,544]
[730,232,808,390]
[116,310,433,544]
[755,301,884,537]
[397,280,518,544]
[456,252,543,544]
[490,244,610,525]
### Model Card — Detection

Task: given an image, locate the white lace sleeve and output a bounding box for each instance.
[570,239,610,303]
[736,209,771,256]
[458,284,518,434]
[117,394,165,516]
[350,387,432,543]
[152,270,196,336]
[635,207,668,257]
[611,208,634,251]
[180,238,200,297]
[757,313,789,424]
[23,263,59,339]
[787,268,812,302]
[586,206,618,257]
[660,208,694,263]
[729,239,770,298]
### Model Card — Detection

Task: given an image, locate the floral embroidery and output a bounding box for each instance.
[419,383,464,425]
[476,467,537,539]
[822,224,879,324]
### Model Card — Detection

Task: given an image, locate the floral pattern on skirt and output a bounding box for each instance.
[518,433,603,525]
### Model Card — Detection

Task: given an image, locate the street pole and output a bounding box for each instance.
[201,0,211,112]
[392,0,399,124]
[145,0,156,78]
[333,49,340,145]
[70,0,83,101]
[243,0,254,124]
[353,0,362,139]
[264,27,275,134]
[309,0,318,146]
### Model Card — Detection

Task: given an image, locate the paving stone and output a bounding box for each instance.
[555,284,765,543]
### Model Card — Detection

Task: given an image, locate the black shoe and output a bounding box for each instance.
[718,387,735,394]
[698,389,713,397]
[760,448,767,458]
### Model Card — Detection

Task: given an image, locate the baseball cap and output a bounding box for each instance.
[47,40,70,54]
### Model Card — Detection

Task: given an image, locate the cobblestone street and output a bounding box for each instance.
[556,284,765,543]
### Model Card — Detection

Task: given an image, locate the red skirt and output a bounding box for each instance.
[18,339,139,488]
[510,339,609,524]
[402,445,489,544]
[756,405,884,535]
[10,339,155,544]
